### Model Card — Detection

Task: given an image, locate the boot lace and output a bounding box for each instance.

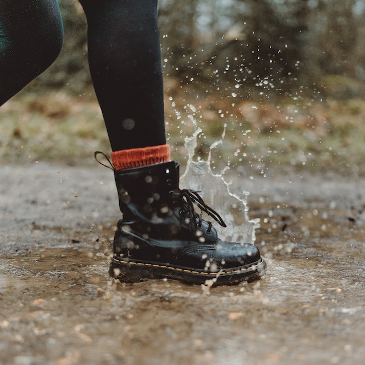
[171,189,227,233]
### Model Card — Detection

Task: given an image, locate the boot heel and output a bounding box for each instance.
[109,259,157,283]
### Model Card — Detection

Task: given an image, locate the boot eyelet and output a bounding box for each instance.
[166,179,173,186]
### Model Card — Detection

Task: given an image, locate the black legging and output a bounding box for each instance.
[0,0,166,151]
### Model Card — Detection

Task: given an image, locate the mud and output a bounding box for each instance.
[1,163,365,365]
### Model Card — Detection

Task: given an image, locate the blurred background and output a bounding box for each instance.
[1,0,365,176]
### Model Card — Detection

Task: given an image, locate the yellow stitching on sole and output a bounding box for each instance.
[113,257,264,276]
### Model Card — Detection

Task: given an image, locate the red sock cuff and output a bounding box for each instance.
[111,144,171,170]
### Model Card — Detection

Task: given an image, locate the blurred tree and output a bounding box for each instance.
[21,0,365,99]
[304,0,365,97]
[160,0,311,97]
[310,0,359,76]
[226,0,310,94]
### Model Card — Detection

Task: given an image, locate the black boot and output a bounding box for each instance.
[96,155,266,286]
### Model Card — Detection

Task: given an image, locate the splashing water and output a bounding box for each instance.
[180,125,259,244]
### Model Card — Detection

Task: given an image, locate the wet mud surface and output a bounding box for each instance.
[1,164,365,365]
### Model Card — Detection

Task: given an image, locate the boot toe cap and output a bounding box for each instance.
[177,241,262,272]
[216,241,261,267]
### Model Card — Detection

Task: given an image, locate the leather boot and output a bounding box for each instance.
[104,158,266,285]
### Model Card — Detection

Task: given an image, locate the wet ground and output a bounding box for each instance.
[1,163,364,365]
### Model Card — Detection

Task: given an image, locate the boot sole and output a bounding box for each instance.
[109,256,266,286]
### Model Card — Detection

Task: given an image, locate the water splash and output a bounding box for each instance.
[180,125,259,244]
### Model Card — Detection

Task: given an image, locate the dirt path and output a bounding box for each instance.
[1,163,364,365]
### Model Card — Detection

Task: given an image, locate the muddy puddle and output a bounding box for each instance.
[1,164,365,365]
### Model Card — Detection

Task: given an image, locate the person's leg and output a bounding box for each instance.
[83,0,266,284]
[0,0,63,106]
[79,0,166,154]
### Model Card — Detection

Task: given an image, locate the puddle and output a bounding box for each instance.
[1,173,365,365]
[1,160,365,364]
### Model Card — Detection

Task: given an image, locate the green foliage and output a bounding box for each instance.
[3,91,365,177]
[320,75,365,99]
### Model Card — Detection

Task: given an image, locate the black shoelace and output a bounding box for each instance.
[172,189,227,233]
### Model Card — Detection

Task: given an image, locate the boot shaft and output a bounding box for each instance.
[114,161,179,219]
